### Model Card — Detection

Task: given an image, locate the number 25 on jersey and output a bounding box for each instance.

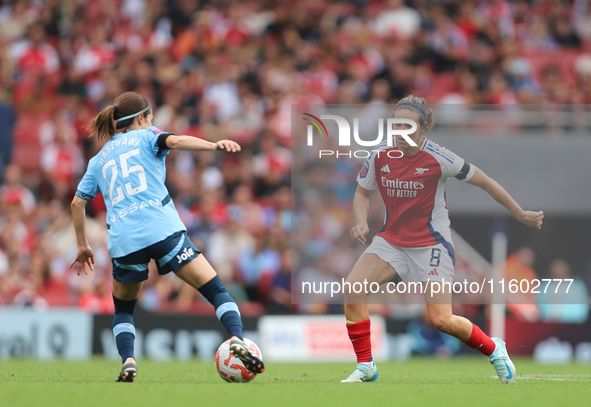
[102,148,148,205]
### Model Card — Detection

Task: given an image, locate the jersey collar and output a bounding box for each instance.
[420,137,428,151]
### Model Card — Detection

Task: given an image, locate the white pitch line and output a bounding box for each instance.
[490,374,591,382]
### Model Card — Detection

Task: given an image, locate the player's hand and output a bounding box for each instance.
[351,224,369,245]
[70,246,95,275]
[215,139,241,153]
[516,210,544,230]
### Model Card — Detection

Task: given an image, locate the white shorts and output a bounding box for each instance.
[363,236,455,283]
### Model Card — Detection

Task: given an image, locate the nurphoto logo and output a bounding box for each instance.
[303,113,417,159]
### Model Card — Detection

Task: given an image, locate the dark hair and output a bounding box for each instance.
[393,95,434,133]
[86,92,151,143]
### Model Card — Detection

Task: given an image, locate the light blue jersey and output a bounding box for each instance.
[76,126,185,258]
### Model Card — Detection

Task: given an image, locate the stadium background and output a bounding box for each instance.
[0,0,590,362]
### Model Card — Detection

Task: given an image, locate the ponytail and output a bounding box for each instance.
[85,91,152,144]
[86,105,117,144]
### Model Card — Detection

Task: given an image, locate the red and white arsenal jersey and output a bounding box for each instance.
[357,138,475,248]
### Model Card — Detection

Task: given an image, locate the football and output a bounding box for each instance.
[215,338,263,383]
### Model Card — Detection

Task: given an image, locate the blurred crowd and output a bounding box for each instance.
[1,0,591,316]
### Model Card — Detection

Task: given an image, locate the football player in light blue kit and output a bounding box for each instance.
[70,92,263,382]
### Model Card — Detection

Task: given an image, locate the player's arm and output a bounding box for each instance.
[162,134,241,152]
[466,166,544,229]
[70,195,95,275]
[351,184,373,244]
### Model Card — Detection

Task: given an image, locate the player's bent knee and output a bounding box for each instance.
[429,314,454,334]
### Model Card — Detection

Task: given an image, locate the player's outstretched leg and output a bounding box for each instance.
[112,294,138,382]
[199,275,265,374]
[199,276,264,373]
[461,322,516,384]
[174,254,265,375]
[426,298,516,384]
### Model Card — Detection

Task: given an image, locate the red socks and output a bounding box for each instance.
[346,319,372,363]
[347,320,494,360]
[463,323,495,356]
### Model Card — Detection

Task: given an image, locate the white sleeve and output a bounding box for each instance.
[437,147,475,182]
[356,151,377,190]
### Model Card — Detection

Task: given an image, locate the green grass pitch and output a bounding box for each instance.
[1,358,590,407]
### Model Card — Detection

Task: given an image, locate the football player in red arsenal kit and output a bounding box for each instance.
[340,96,544,384]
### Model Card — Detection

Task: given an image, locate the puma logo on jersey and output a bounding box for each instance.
[414,168,429,175]
[176,247,195,263]
[381,165,391,173]
[428,269,439,276]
